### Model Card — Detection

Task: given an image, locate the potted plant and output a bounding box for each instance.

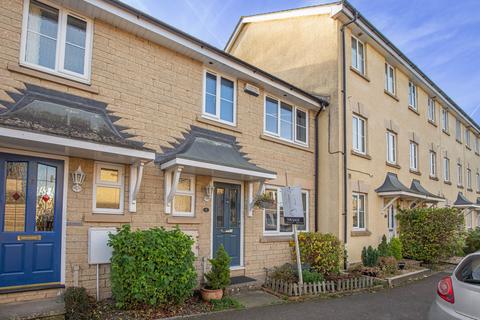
[254,193,276,209]
[201,245,231,301]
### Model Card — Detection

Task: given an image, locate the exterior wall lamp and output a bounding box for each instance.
[71,166,86,192]
[204,182,215,201]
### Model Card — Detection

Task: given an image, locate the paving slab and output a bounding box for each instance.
[231,290,283,309]
[0,297,65,320]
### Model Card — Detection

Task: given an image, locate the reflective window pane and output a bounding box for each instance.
[96,186,120,209]
[296,109,307,143]
[264,190,277,231]
[220,78,234,122]
[177,177,191,192]
[64,15,86,74]
[174,195,192,213]
[4,162,28,232]
[25,0,59,69]
[265,97,278,134]
[100,168,119,183]
[215,188,224,228]
[205,73,217,115]
[36,164,56,231]
[280,103,293,140]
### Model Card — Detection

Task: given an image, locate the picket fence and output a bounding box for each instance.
[264,275,376,297]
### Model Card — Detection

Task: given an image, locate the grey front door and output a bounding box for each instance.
[212,182,241,267]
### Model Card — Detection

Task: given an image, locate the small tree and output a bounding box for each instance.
[205,245,231,290]
[378,235,389,257]
[388,237,403,260]
[361,246,379,267]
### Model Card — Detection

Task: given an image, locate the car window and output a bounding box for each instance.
[456,255,480,285]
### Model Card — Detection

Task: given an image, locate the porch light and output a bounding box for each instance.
[71,166,86,193]
[204,182,215,201]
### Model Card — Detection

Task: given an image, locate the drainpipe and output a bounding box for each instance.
[314,106,324,232]
[340,9,358,262]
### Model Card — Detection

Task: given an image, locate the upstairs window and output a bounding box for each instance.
[467,167,472,190]
[475,136,479,154]
[441,109,449,133]
[385,63,396,95]
[443,157,450,182]
[408,81,417,110]
[457,163,463,187]
[265,97,308,145]
[386,131,397,164]
[204,71,236,125]
[409,141,419,171]
[477,171,480,191]
[456,118,462,142]
[21,0,92,82]
[429,151,437,177]
[427,98,436,123]
[352,115,366,154]
[351,36,365,74]
[465,130,471,148]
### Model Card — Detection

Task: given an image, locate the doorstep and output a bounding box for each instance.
[0,297,65,320]
[226,276,263,295]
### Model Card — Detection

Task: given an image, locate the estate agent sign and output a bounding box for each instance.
[281,186,304,224]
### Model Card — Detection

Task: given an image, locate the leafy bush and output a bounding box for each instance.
[292,232,344,276]
[388,237,403,260]
[378,235,389,257]
[397,207,464,263]
[64,287,92,320]
[361,246,379,267]
[302,269,324,283]
[378,256,398,276]
[270,263,297,282]
[108,225,197,308]
[205,245,231,290]
[464,228,480,255]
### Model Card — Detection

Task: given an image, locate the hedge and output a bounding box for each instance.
[397,207,464,263]
[108,225,197,308]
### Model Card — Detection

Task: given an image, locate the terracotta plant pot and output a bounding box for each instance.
[200,288,223,301]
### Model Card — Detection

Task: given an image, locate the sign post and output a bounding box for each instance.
[281,186,304,284]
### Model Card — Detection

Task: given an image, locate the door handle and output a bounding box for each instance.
[222,229,233,234]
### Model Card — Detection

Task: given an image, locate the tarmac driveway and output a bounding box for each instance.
[192,272,446,320]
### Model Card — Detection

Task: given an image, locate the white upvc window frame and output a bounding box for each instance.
[427,98,436,123]
[263,186,309,235]
[263,96,309,146]
[352,192,366,231]
[386,131,397,164]
[475,136,480,154]
[429,150,437,177]
[456,118,462,142]
[443,157,450,182]
[385,62,396,95]
[441,108,449,133]
[467,167,472,190]
[202,69,237,126]
[20,0,93,83]
[351,36,365,75]
[172,173,195,217]
[476,171,480,192]
[465,129,471,148]
[352,114,366,154]
[93,162,125,214]
[408,81,417,110]
[457,163,463,187]
[409,141,419,171]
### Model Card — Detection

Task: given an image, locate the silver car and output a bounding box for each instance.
[429,252,480,320]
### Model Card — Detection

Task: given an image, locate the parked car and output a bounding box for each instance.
[428,252,480,320]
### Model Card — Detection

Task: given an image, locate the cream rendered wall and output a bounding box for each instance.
[228,14,345,238]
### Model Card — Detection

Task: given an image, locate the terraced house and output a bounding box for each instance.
[227,1,480,262]
[0,0,328,303]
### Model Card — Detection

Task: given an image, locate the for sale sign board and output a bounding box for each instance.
[280,186,304,224]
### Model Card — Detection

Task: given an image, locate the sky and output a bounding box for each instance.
[120,0,480,123]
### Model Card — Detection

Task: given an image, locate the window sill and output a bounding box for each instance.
[386,162,401,169]
[444,180,452,185]
[196,115,242,133]
[457,185,464,190]
[8,63,99,94]
[428,120,437,127]
[260,134,313,153]
[409,169,421,176]
[384,90,399,102]
[408,106,420,115]
[350,67,370,82]
[84,214,131,223]
[466,146,471,151]
[476,152,480,157]
[350,230,371,237]
[467,188,473,192]
[167,216,201,224]
[456,139,463,145]
[351,150,372,160]
[442,130,450,136]
[260,235,293,243]
[429,175,439,181]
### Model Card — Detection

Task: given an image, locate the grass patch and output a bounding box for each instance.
[210,297,244,311]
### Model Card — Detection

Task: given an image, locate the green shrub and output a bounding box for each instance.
[292,232,344,276]
[108,225,197,308]
[464,228,480,255]
[64,287,92,320]
[378,256,398,276]
[388,237,403,260]
[378,235,389,257]
[205,245,231,290]
[397,207,464,263]
[361,246,379,267]
[270,263,297,282]
[302,269,324,283]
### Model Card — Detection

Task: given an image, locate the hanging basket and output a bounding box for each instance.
[254,194,276,209]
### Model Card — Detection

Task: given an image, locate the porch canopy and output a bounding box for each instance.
[156,126,277,181]
[409,179,445,203]
[453,192,480,209]
[0,84,156,164]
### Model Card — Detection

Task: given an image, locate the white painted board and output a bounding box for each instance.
[88,227,117,265]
